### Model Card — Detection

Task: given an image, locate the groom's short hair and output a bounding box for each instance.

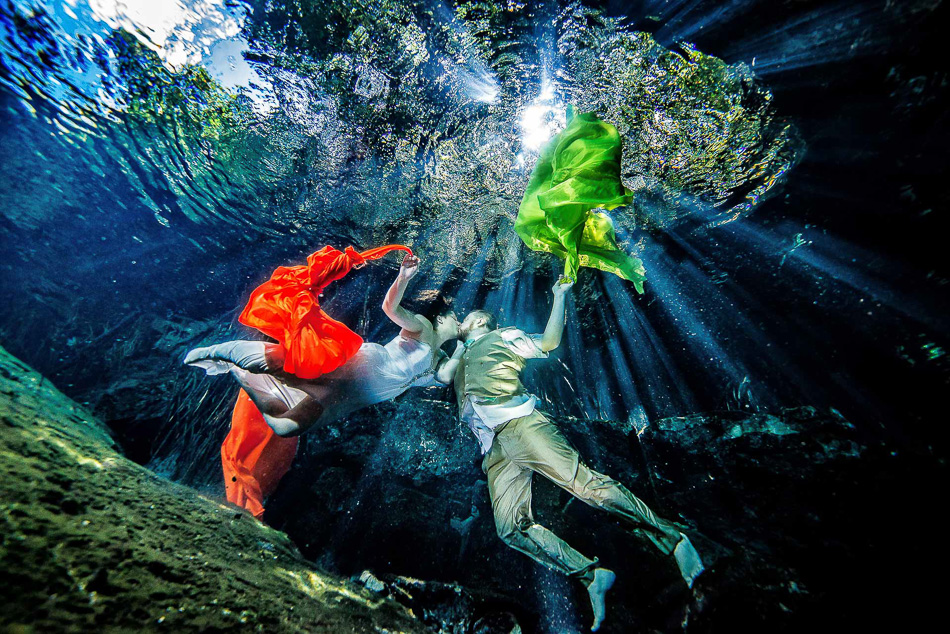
[469,309,496,330]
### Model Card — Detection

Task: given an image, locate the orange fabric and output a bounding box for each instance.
[223,244,411,517]
[222,390,299,519]
[238,245,412,379]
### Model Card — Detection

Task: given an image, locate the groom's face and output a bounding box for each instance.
[459,312,484,341]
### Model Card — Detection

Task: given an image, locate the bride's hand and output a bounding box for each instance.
[399,254,420,280]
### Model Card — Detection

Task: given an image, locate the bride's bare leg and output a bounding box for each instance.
[230,368,326,437]
[261,398,326,437]
[229,368,294,416]
[184,340,285,374]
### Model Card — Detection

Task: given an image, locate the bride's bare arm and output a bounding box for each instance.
[383,254,427,333]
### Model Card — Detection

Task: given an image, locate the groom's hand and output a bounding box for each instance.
[552,276,575,296]
[399,254,420,280]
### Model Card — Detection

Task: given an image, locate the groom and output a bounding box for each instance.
[441,279,703,631]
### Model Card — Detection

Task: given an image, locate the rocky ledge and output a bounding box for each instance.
[0,344,424,633]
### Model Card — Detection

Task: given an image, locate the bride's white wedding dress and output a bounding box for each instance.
[186,334,444,426]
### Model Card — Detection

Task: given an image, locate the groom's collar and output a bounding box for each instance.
[463,330,492,348]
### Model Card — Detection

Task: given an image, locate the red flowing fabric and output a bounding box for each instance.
[222,244,412,518]
[238,244,413,379]
[222,390,298,519]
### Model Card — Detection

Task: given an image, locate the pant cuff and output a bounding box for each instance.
[571,559,600,587]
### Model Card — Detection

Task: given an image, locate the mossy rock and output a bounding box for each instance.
[0,345,426,633]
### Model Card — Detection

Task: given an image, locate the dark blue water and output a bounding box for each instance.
[0,3,947,628]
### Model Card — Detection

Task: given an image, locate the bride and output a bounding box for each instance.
[184,254,460,436]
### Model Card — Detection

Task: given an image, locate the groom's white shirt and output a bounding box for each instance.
[459,328,548,453]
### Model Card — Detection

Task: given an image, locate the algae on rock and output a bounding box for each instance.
[0,344,425,633]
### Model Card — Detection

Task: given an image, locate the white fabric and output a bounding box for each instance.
[498,328,549,360]
[460,328,548,453]
[234,335,440,425]
[461,394,538,454]
[185,340,270,375]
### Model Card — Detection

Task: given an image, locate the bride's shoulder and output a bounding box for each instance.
[414,314,435,330]
[399,315,433,341]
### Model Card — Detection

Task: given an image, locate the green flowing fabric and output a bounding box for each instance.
[515,107,646,292]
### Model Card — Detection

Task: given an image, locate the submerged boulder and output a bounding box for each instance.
[0,345,425,633]
[269,391,940,632]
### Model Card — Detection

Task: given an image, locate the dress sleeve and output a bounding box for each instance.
[500,329,549,359]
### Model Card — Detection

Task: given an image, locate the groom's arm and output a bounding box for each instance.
[540,278,575,352]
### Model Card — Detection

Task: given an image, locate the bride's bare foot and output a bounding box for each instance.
[183,346,231,375]
[587,568,616,632]
[183,341,270,373]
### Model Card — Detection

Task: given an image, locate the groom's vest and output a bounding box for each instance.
[454,328,528,412]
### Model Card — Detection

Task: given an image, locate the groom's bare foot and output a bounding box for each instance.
[674,534,704,589]
[587,568,616,632]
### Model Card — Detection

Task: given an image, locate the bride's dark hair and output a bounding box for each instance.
[413,294,455,324]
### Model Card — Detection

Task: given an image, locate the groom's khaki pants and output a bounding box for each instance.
[482,410,681,585]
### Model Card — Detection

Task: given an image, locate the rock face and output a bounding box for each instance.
[0,345,425,633]
[268,391,942,632]
[2,341,941,632]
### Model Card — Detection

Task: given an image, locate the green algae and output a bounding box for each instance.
[0,345,425,633]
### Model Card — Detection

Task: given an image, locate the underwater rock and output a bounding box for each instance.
[0,344,426,633]
[269,392,940,632]
[39,313,249,485]
[357,572,527,634]
[1,338,940,631]
[1,341,938,632]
